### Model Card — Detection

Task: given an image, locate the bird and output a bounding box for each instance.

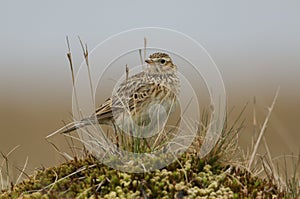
[48,52,180,138]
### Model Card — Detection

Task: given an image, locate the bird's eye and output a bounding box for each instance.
[160,59,166,64]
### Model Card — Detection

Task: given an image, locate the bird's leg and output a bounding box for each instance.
[112,122,119,148]
[130,129,135,152]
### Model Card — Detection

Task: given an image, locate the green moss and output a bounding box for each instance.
[0,154,284,198]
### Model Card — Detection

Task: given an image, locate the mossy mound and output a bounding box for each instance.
[0,154,284,198]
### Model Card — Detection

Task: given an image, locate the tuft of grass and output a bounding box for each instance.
[285,153,300,198]
[191,105,247,166]
[0,146,31,192]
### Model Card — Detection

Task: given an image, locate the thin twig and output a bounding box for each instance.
[248,87,280,169]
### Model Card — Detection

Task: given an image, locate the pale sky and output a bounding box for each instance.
[1,1,299,95]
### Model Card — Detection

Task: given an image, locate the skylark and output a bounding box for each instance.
[51,52,180,136]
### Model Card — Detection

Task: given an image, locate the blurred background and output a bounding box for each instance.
[0,1,299,179]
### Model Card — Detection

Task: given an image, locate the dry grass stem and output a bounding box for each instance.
[125,64,129,82]
[144,37,147,62]
[248,87,280,169]
[66,36,81,118]
[0,145,21,189]
[15,156,29,185]
[78,36,94,105]
[138,49,143,66]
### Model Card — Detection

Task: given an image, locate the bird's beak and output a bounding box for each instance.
[145,58,153,64]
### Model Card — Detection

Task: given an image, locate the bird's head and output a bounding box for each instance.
[145,52,177,74]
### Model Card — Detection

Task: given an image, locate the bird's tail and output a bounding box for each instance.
[46,120,89,139]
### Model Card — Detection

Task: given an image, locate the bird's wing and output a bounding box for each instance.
[93,81,156,122]
[125,81,155,112]
[93,97,114,122]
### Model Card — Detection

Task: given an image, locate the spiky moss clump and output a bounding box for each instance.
[0,154,284,199]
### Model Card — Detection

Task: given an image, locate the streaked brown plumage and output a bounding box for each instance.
[49,52,180,137]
